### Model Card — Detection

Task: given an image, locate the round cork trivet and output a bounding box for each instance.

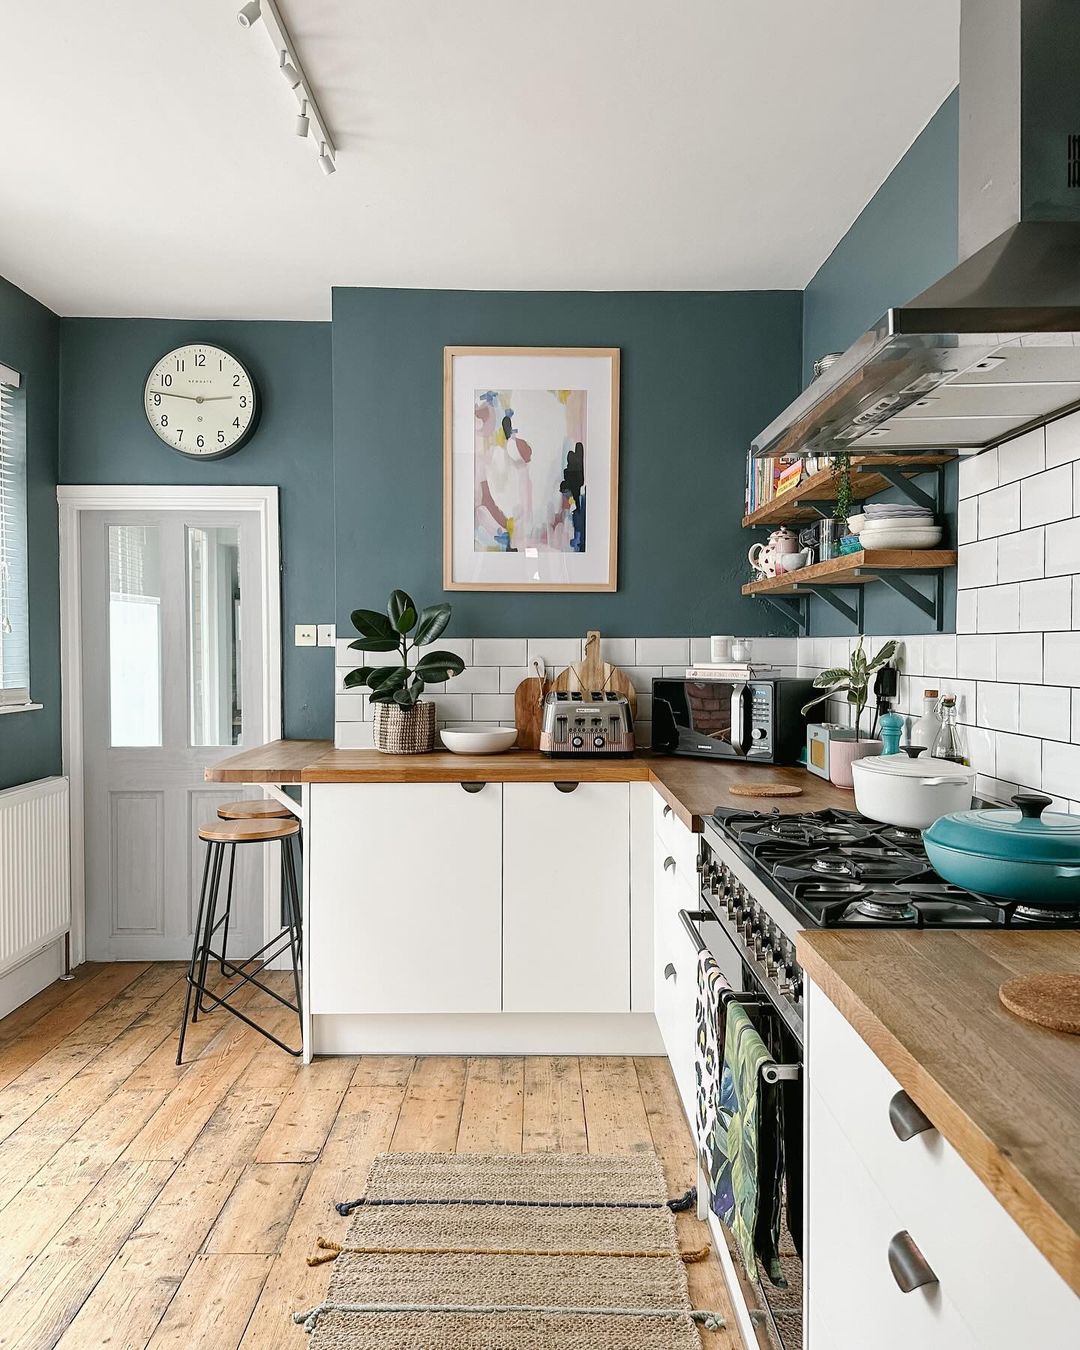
[728,784,803,799]
[999,973,1080,1035]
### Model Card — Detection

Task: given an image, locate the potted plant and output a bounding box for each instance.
[801,637,897,788]
[345,590,465,754]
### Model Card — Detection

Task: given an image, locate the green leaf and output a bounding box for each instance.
[800,689,834,717]
[387,590,418,635]
[867,639,899,672]
[351,635,401,654]
[343,666,373,689]
[351,608,396,641]
[414,651,465,683]
[813,668,851,689]
[412,603,451,646]
[369,689,398,704]
[368,665,407,693]
[393,678,425,708]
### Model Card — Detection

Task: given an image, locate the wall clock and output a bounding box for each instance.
[143,344,258,458]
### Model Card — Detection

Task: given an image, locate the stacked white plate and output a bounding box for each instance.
[857,502,942,550]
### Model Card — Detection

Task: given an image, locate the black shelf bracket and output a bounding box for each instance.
[799,583,864,629]
[756,593,808,635]
[862,568,947,631]
[859,463,945,515]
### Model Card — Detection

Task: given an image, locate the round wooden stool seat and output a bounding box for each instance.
[198,817,300,844]
[216,799,295,821]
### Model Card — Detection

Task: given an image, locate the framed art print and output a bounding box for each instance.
[443,346,620,591]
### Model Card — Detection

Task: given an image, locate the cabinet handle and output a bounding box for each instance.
[459,781,486,794]
[663,855,677,874]
[662,803,673,818]
[554,781,579,794]
[888,1231,938,1293]
[889,1090,934,1141]
[663,962,677,982]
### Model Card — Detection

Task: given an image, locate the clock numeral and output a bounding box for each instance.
[232,417,241,429]
[239,396,248,408]
[217,431,226,444]
[176,429,184,442]
[161,373,173,387]
[232,374,241,386]
[160,414,168,427]
[175,358,184,372]
[194,353,205,368]
[196,435,205,448]
[152,394,161,406]
[219,359,224,371]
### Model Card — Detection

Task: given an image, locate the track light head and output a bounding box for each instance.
[279,49,302,90]
[236,0,261,27]
[295,99,310,138]
[318,142,336,175]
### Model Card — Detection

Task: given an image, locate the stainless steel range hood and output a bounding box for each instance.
[753,0,1080,460]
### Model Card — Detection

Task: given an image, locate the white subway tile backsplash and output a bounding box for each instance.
[499,666,532,693]
[626,666,663,692]
[957,538,997,590]
[956,635,997,680]
[526,638,580,669]
[996,426,1044,483]
[1046,409,1080,467]
[335,721,374,749]
[473,638,527,666]
[996,633,1043,684]
[994,732,1041,788]
[1042,740,1080,801]
[419,638,473,663]
[1044,518,1080,577]
[1074,690,1080,744]
[472,693,516,722]
[977,682,1020,733]
[430,692,474,722]
[963,724,996,776]
[977,482,1020,538]
[975,584,1020,634]
[1019,576,1073,631]
[956,590,978,634]
[426,665,500,695]
[603,638,639,666]
[1045,631,1080,687]
[959,447,998,498]
[957,497,978,545]
[1020,463,1074,528]
[635,637,689,665]
[752,637,800,663]
[1019,684,1072,742]
[996,527,1044,584]
[922,635,957,678]
[897,636,924,676]
[335,693,368,723]
[976,774,1019,806]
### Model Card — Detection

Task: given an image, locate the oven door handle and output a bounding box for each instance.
[729,682,750,756]
[678,909,711,954]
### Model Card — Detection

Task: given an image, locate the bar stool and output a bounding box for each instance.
[176,813,302,1064]
[214,798,298,977]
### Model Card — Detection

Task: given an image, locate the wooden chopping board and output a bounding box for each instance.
[549,631,638,714]
[513,670,549,751]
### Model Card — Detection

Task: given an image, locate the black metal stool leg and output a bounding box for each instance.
[178,840,216,1064]
[219,842,237,976]
[193,842,224,1022]
[282,835,303,1025]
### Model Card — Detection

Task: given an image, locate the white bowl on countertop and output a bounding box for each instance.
[859,525,943,550]
[440,725,518,755]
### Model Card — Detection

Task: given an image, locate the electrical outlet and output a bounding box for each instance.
[294,624,317,647]
[317,623,337,647]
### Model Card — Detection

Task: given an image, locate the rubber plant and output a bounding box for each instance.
[801,637,898,741]
[345,590,465,707]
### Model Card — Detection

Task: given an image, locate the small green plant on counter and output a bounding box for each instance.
[834,453,852,526]
[801,636,898,741]
[345,590,465,708]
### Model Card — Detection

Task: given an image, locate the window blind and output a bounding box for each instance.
[0,362,30,706]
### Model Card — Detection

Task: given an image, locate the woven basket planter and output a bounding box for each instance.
[372,700,437,754]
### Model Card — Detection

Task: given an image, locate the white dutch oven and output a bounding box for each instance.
[851,750,974,830]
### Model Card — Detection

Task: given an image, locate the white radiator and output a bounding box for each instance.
[0,777,70,977]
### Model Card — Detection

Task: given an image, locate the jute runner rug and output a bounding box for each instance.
[294,1151,723,1348]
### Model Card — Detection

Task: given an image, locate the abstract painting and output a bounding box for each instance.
[444,348,619,591]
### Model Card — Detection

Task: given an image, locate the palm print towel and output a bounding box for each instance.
[694,948,729,1180]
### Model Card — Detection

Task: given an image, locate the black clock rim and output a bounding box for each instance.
[142,343,259,459]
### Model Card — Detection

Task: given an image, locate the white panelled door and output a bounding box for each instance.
[80,510,268,960]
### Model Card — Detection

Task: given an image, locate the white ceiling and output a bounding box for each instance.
[1,1,959,320]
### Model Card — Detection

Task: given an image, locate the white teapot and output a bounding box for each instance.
[748,527,800,579]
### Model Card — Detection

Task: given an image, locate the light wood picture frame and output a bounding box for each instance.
[443,346,620,592]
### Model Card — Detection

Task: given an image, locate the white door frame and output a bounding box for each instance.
[57,485,282,966]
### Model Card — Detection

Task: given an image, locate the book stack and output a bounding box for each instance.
[744,449,805,515]
[775,459,804,495]
[685,663,782,680]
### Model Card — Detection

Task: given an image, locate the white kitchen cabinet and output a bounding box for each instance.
[651,790,701,1122]
[502,781,630,1013]
[307,781,502,1014]
[806,978,1080,1349]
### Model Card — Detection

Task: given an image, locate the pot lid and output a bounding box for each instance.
[924,793,1080,866]
[853,751,973,782]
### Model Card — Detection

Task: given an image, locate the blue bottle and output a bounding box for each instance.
[879,710,904,756]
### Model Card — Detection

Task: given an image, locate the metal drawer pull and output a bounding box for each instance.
[554,781,579,794]
[663,855,677,873]
[663,962,677,982]
[662,803,673,818]
[888,1231,938,1293]
[679,909,710,954]
[459,781,486,794]
[889,1090,934,1141]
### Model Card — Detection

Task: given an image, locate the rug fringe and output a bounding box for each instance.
[292,1300,726,1334]
[307,1236,711,1267]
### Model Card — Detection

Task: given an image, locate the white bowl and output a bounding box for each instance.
[845,513,866,534]
[440,725,518,755]
[859,526,943,550]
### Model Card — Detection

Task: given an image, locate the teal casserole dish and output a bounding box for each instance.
[923,793,1080,906]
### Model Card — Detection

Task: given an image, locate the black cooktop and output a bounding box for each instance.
[708,805,1080,930]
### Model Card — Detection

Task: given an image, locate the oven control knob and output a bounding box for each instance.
[751,726,767,741]
[571,735,584,748]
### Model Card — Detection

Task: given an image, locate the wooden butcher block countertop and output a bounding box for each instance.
[798,928,1080,1297]
[206,740,854,828]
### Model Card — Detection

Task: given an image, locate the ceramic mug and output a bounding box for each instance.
[710,635,734,663]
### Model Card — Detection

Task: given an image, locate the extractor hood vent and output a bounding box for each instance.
[752,0,1080,460]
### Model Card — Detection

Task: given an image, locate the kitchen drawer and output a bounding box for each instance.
[653,832,698,919]
[652,790,699,879]
[653,870,699,1122]
[808,982,1080,1347]
[808,1082,978,1350]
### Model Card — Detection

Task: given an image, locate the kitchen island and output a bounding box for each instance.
[207,740,852,1061]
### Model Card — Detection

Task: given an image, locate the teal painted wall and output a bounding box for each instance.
[58,319,335,740]
[331,287,803,637]
[0,276,61,792]
[799,90,959,636]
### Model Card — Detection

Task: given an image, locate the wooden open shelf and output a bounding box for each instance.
[742,454,955,528]
[741,549,957,595]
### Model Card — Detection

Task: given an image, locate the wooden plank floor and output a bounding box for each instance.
[0,964,740,1349]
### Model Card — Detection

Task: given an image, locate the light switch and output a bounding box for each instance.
[294,624,317,647]
[317,623,337,647]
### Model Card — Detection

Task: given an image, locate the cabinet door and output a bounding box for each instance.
[308,782,502,1014]
[503,781,630,1013]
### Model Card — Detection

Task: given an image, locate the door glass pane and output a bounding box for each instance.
[187,525,242,746]
[108,524,162,747]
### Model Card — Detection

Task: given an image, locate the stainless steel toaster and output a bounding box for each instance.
[539,690,635,757]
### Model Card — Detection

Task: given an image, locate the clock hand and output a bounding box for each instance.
[154,392,234,402]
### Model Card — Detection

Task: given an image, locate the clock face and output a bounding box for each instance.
[143,344,257,457]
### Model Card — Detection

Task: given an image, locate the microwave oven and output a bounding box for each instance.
[650,677,814,763]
